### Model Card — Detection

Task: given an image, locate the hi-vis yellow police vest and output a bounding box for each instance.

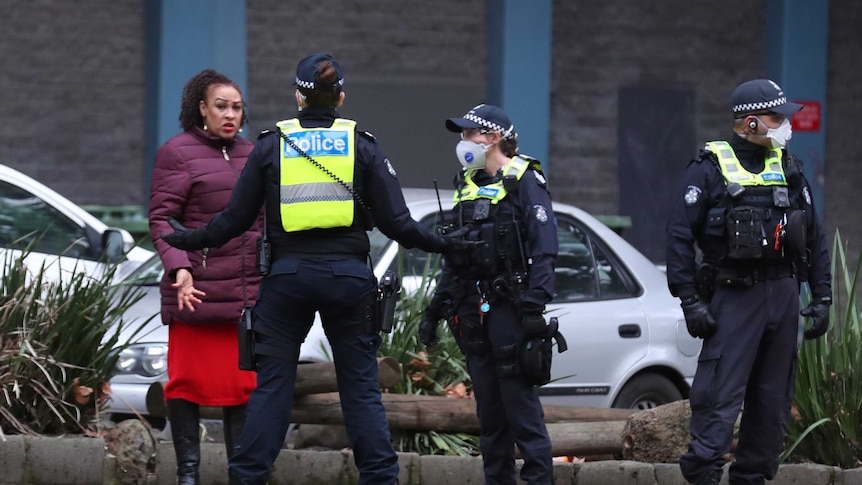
[706,141,786,186]
[275,118,356,232]
[455,156,531,204]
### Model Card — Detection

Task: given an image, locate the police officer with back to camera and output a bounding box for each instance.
[666,79,832,485]
[161,53,469,485]
[419,104,566,485]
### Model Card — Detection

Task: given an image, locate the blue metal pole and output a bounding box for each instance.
[766,0,829,215]
[486,0,553,171]
[144,0,247,200]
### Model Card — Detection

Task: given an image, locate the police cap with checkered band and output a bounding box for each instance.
[294,53,344,91]
[446,104,517,140]
[731,79,803,116]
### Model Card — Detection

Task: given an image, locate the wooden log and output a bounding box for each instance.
[294,356,402,395]
[544,421,626,457]
[145,357,402,419]
[289,393,636,434]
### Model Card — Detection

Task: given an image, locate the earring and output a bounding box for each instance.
[238,127,243,133]
[203,123,208,131]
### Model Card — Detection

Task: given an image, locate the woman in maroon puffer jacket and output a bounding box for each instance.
[148,69,261,485]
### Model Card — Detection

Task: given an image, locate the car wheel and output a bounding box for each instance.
[612,373,682,410]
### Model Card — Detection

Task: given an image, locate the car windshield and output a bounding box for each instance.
[122,255,163,286]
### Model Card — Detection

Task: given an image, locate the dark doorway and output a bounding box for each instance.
[618,86,696,264]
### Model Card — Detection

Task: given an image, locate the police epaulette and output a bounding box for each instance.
[358,130,377,142]
[516,154,546,174]
[695,148,717,165]
[258,129,277,140]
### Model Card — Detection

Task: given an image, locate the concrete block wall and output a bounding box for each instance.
[2,434,862,484]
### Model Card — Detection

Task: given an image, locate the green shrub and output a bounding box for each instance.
[784,230,862,467]
[0,249,150,436]
[377,253,480,456]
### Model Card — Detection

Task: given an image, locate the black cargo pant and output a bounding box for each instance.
[679,276,799,485]
[453,292,553,485]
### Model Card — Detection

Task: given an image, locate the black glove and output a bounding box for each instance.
[160,217,209,250]
[522,302,547,336]
[681,296,717,339]
[439,226,475,253]
[801,298,831,340]
[419,308,440,347]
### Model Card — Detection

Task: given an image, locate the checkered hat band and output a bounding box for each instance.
[295,77,344,90]
[733,96,787,113]
[463,113,514,138]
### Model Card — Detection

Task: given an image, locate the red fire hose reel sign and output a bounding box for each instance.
[792,101,821,132]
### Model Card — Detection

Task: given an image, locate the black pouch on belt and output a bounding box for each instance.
[238,306,256,371]
[521,337,553,386]
[255,236,271,276]
[715,268,754,287]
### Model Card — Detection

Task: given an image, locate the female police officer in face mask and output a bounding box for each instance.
[161,53,466,485]
[420,104,563,485]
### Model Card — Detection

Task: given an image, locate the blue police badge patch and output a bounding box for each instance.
[803,187,811,205]
[684,185,702,206]
[384,159,397,178]
[533,204,549,224]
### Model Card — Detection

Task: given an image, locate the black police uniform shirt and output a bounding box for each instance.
[665,134,831,301]
[438,163,559,307]
[197,105,443,274]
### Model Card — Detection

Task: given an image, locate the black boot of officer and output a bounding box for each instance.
[167,398,201,485]
[694,469,722,485]
[222,404,247,459]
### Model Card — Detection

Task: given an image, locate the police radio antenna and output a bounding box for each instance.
[433,180,450,235]
[434,180,444,215]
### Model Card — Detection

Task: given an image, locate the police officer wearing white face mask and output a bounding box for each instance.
[420,104,562,485]
[666,79,832,485]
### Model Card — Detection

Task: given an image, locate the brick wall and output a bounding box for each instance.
[0,1,145,205]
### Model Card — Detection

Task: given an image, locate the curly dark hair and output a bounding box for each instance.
[297,61,342,108]
[500,137,519,158]
[179,69,244,131]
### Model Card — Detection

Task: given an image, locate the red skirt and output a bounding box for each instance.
[163,321,257,406]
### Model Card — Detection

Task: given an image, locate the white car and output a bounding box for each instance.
[108,188,699,424]
[376,189,701,409]
[0,163,152,282]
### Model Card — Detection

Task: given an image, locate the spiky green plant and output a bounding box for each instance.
[784,230,862,467]
[0,248,151,436]
[377,251,480,456]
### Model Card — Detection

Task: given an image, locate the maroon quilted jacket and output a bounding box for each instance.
[148,127,262,325]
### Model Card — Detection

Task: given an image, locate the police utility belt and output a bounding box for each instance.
[714,265,795,288]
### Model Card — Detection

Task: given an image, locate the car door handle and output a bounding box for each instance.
[618,324,641,338]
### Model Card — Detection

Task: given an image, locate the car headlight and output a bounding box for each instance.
[115,344,168,377]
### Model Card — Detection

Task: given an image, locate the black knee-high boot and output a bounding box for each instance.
[167,398,201,485]
[222,404,247,459]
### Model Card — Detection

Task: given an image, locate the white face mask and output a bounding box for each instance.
[455,140,494,170]
[758,117,793,149]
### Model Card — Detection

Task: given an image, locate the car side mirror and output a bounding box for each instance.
[102,228,130,263]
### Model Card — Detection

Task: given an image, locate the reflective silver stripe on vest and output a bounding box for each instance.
[280,181,354,204]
